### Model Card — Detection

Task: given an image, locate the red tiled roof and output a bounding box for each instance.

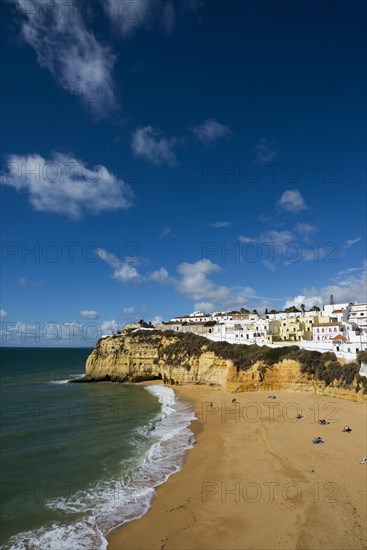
[332,309,344,313]
[332,334,347,341]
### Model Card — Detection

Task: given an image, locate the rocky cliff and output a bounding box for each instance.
[83,330,367,402]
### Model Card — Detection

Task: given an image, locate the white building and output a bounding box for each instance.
[170,312,212,323]
[312,322,344,342]
[322,303,351,317]
[348,303,367,329]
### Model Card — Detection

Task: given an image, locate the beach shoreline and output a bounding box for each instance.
[108,385,367,550]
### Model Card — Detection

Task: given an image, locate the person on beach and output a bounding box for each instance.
[343,425,352,432]
[296,414,304,420]
[319,419,330,425]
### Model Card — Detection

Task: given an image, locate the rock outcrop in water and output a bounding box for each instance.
[83,330,367,402]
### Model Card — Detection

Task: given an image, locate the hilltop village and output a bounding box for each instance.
[127,301,367,362]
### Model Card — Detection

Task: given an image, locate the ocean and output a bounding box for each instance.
[0,348,195,549]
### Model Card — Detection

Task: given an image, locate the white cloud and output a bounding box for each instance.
[123,307,135,314]
[175,260,255,309]
[17,277,44,286]
[12,0,117,116]
[2,153,133,219]
[100,320,120,335]
[194,301,216,313]
[104,0,157,36]
[95,249,262,312]
[80,310,100,319]
[104,0,202,37]
[295,223,317,236]
[131,126,177,166]
[345,237,361,248]
[283,295,323,310]
[285,262,367,309]
[190,119,231,144]
[149,268,174,284]
[278,190,307,213]
[98,248,142,283]
[150,315,163,325]
[210,221,231,228]
[239,230,294,248]
[255,138,279,164]
[0,310,7,318]
[337,267,363,277]
[162,1,176,34]
[160,226,174,238]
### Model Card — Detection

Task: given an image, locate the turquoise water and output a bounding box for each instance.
[0,348,195,549]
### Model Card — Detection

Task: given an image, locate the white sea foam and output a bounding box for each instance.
[3,385,196,550]
[48,373,84,384]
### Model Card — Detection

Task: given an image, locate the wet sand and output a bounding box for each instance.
[108,386,367,550]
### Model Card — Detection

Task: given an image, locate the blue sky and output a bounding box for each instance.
[1,0,366,346]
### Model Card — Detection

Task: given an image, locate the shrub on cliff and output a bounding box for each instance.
[357,350,367,364]
[126,330,361,389]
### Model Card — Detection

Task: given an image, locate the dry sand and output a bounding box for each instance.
[108,386,367,550]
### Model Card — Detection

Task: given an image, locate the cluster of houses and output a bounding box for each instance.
[155,302,367,361]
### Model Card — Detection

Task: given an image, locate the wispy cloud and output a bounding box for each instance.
[96,250,257,311]
[174,260,255,309]
[11,0,117,117]
[239,230,294,247]
[80,310,101,319]
[255,138,279,164]
[0,309,7,318]
[160,226,175,238]
[104,0,156,36]
[123,306,135,314]
[149,268,175,284]
[277,189,307,213]
[209,221,232,228]
[190,119,231,144]
[104,0,203,37]
[285,261,367,308]
[131,126,178,166]
[97,248,143,283]
[294,223,317,236]
[345,237,361,248]
[2,153,133,219]
[17,277,44,287]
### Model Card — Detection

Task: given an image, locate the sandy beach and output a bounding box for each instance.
[108,386,367,550]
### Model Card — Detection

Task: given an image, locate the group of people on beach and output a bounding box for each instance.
[267,395,277,399]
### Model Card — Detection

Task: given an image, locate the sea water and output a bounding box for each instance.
[0,348,195,549]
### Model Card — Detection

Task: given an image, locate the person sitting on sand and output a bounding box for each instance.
[343,425,352,433]
[296,414,304,420]
[313,436,325,444]
[360,458,367,464]
[319,419,329,425]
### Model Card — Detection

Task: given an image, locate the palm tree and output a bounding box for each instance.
[301,304,306,315]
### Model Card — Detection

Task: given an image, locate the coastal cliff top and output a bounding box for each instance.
[94,330,366,392]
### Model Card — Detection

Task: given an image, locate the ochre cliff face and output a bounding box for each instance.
[86,333,231,386]
[85,333,366,402]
